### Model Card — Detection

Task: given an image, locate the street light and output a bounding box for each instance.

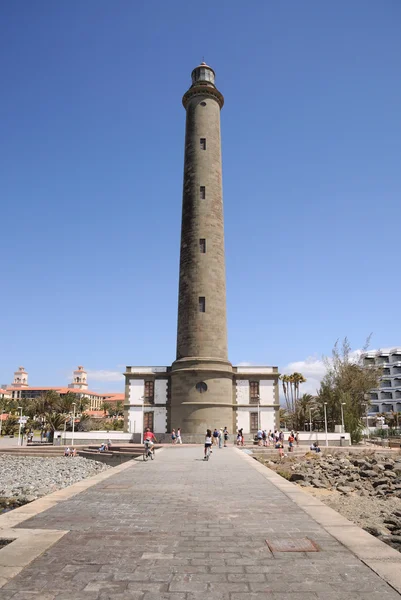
[324,402,328,447]
[309,408,312,432]
[257,395,261,431]
[341,403,346,433]
[362,402,369,439]
[17,406,23,446]
[71,403,76,446]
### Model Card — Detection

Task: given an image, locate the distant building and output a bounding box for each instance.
[4,366,124,412]
[361,348,401,414]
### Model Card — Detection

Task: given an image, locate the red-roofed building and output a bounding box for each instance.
[4,367,124,412]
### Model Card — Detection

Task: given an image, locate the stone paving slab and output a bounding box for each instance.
[0,446,400,599]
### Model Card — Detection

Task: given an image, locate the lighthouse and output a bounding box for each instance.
[170,63,233,434]
[124,64,279,442]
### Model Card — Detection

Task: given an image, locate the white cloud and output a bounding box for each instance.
[280,349,363,397]
[281,356,326,396]
[86,370,124,382]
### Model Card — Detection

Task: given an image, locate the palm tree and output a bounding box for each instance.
[58,392,78,414]
[101,402,112,416]
[115,401,124,417]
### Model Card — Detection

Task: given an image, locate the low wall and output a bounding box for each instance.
[78,451,139,466]
[55,431,134,446]
[55,430,352,447]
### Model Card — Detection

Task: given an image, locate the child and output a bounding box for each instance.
[204,429,212,459]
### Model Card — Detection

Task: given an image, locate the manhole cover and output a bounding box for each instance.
[266,538,319,552]
[0,539,15,550]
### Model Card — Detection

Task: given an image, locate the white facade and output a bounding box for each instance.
[155,379,168,404]
[234,373,278,435]
[126,377,168,435]
[124,367,279,436]
[361,348,401,414]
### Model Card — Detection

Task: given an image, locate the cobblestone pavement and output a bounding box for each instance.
[1,447,400,599]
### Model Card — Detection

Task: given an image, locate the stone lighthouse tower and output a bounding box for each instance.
[170,62,234,435]
[124,64,279,442]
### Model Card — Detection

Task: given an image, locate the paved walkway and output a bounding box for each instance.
[0,446,400,599]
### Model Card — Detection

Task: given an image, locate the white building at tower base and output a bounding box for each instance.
[124,365,280,442]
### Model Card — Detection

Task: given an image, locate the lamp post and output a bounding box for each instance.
[71,403,76,446]
[257,395,261,431]
[140,396,144,445]
[362,402,369,440]
[341,402,346,433]
[17,406,23,446]
[309,408,312,432]
[324,402,328,447]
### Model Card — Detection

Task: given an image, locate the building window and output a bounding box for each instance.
[199,296,206,312]
[144,411,154,431]
[200,101,206,106]
[250,381,260,403]
[196,382,208,393]
[200,186,206,199]
[250,412,258,432]
[199,238,206,253]
[144,381,154,404]
[200,138,206,150]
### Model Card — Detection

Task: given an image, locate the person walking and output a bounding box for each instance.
[223,426,229,447]
[218,428,223,448]
[212,428,219,446]
[176,428,182,444]
[171,429,177,444]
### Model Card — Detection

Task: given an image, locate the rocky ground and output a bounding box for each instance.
[0,455,110,513]
[256,449,401,553]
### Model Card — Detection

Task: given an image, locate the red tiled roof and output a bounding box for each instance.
[4,385,122,399]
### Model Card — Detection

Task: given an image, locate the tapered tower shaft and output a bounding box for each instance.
[176,63,227,361]
[171,63,233,437]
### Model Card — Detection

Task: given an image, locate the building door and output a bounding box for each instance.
[250,412,258,433]
[144,412,154,432]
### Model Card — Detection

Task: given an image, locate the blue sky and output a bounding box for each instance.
[1,1,400,393]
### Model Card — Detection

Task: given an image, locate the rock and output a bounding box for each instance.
[289,473,306,482]
[384,471,397,479]
[384,518,401,529]
[359,470,378,478]
[373,479,390,488]
[364,526,388,537]
[337,486,353,494]
[311,479,329,489]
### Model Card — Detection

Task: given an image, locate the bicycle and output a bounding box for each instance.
[143,441,154,461]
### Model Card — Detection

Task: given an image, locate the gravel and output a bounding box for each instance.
[0,455,110,512]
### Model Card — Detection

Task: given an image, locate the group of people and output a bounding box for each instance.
[99,440,112,452]
[171,428,182,444]
[203,427,229,458]
[64,447,77,457]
